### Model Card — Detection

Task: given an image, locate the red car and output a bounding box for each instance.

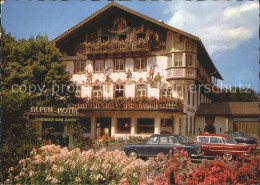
[193,134,252,160]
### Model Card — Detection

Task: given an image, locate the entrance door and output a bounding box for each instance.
[96,117,112,137]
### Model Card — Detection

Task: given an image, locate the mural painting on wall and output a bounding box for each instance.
[146,65,162,88]
[85,70,93,85]
[125,68,135,85]
[108,15,131,34]
[103,67,113,93]
[174,34,184,50]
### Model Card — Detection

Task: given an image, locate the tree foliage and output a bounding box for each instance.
[0,27,77,180]
[217,87,259,102]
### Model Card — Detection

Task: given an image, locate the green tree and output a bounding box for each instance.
[0,28,78,180]
[217,87,259,102]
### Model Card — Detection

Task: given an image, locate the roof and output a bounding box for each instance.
[50,2,222,80]
[198,134,230,138]
[196,102,260,116]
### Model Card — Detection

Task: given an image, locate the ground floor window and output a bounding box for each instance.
[117,118,131,133]
[79,117,91,133]
[137,118,154,134]
[161,118,174,134]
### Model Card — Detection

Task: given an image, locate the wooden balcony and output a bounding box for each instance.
[77,39,166,56]
[74,97,183,112]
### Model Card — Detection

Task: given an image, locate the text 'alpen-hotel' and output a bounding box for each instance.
[32,2,224,142]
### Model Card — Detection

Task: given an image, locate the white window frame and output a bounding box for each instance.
[161,88,172,98]
[75,61,86,73]
[92,85,103,98]
[136,84,146,97]
[115,59,124,71]
[115,84,124,98]
[174,53,183,67]
[186,53,194,67]
[135,58,146,71]
[94,60,104,72]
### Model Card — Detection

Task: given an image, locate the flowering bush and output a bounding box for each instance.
[5,145,170,184]
[5,145,260,185]
[81,38,150,54]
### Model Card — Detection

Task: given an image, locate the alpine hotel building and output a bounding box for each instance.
[47,3,224,139]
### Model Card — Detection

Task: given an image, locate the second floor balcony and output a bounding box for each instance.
[74,97,183,112]
[77,38,166,55]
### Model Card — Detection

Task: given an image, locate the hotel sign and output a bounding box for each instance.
[30,106,78,115]
[35,116,78,122]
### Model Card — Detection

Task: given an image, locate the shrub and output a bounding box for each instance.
[5,145,170,184]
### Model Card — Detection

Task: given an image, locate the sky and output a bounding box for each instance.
[2,0,259,92]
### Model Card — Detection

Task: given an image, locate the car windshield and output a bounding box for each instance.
[225,138,237,144]
[177,136,188,143]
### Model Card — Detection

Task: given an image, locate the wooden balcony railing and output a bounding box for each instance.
[74,97,183,111]
[77,39,166,55]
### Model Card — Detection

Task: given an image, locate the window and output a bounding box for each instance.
[198,137,209,143]
[118,34,126,40]
[174,53,183,66]
[161,88,172,98]
[147,136,158,144]
[117,118,131,133]
[75,61,86,73]
[75,85,82,97]
[225,138,237,144]
[170,136,180,143]
[159,136,169,144]
[137,33,146,39]
[167,55,172,68]
[136,84,146,97]
[79,117,91,133]
[135,58,146,71]
[161,119,173,127]
[210,137,223,144]
[92,85,103,98]
[186,54,193,67]
[137,118,154,134]
[101,35,108,42]
[94,60,104,72]
[115,59,124,71]
[115,85,124,98]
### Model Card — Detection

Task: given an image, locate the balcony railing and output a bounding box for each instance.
[74,97,183,111]
[77,39,166,55]
[197,68,220,92]
[166,67,196,80]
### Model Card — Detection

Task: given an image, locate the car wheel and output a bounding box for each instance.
[223,153,232,161]
[128,150,138,159]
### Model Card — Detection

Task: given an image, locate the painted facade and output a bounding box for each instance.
[47,2,222,140]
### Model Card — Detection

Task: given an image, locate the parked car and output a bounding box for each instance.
[224,131,260,150]
[123,134,204,159]
[194,134,252,160]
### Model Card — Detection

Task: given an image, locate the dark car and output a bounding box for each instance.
[123,134,204,159]
[224,131,260,150]
[194,134,252,160]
